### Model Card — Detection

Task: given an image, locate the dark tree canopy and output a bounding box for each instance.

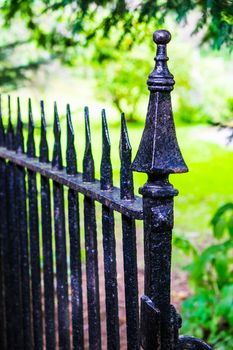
[2,0,233,61]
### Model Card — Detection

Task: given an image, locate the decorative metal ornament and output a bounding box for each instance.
[132,29,211,350]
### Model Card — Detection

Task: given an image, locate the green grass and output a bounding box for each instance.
[128,124,232,238]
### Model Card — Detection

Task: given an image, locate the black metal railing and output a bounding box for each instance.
[0,30,212,350]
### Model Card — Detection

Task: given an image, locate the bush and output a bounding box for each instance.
[174,203,233,349]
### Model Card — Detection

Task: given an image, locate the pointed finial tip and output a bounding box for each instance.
[153,30,171,45]
[67,104,71,118]
[102,109,107,123]
[121,112,126,129]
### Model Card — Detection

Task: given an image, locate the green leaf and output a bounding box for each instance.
[216,284,233,325]
[173,235,197,256]
[213,216,226,239]
[215,254,229,286]
[228,214,233,238]
[211,203,233,233]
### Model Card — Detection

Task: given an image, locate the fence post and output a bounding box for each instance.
[131,30,187,350]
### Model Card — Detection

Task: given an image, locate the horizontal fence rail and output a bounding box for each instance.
[0,149,143,219]
[0,29,212,350]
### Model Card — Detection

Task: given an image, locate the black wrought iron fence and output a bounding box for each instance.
[0,30,212,350]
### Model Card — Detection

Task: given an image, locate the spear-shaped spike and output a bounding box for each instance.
[66,104,77,175]
[52,102,63,170]
[120,113,134,200]
[16,97,24,153]
[100,109,113,190]
[83,106,94,182]
[39,100,49,163]
[6,95,14,150]
[27,98,36,157]
[0,95,5,147]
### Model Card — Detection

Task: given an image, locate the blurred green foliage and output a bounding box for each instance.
[174,203,233,349]
[0,2,232,125]
[0,14,53,91]
[2,0,233,59]
[0,40,51,91]
[90,28,233,124]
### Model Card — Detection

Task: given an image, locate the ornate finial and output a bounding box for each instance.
[131,29,188,175]
[147,29,174,92]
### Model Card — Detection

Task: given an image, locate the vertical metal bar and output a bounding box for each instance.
[15,97,32,350]
[16,165,32,350]
[120,113,139,349]
[0,157,7,350]
[66,105,84,350]
[131,30,188,350]
[0,97,7,349]
[5,162,18,349]
[5,163,16,348]
[39,101,56,350]
[83,107,101,350]
[101,109,120,350]
[27,99,43,350]
[121,216,139,348]
[52,103,70,350]
[4,97,25,349]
